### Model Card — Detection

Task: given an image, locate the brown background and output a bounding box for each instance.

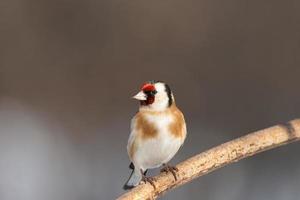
[0,0,300,199]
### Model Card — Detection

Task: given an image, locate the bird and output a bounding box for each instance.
[123,80,187,190]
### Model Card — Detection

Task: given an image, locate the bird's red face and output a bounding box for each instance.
[133,83,157,105]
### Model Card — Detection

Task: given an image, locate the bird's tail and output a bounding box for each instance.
[123,167,142,190]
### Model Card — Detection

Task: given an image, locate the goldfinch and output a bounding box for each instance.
[123,81,187,189]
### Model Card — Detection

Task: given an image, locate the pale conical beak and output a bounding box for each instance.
[132,91,147,100]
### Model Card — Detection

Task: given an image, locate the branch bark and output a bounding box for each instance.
[117,119,300,200]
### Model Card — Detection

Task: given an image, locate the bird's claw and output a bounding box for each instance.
[160,164,179,181]
[141,176,156,189]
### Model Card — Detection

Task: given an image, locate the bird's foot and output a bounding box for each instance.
[141,176,156,189]
[140,170,156,189]
[160,164,179,181]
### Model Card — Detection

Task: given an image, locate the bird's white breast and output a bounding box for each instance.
[131,113,183,171]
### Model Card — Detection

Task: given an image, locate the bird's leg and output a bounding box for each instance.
[160,163,179,181]
[140,169,156,189]
[143,169,148,176]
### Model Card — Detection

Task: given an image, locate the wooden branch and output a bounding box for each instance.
[117,119,300,200]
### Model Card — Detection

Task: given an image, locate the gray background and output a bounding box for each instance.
[1,0,300,199]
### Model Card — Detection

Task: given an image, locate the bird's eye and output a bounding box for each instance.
[144,90,157,96]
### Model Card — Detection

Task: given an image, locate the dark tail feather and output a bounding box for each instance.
[123,164,142,190]
[129,162,134,170]
[123,185,134,190]
[123,163,134,190]
[123,168,135,190]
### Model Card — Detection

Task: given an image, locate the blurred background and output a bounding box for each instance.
[1,0,300,199]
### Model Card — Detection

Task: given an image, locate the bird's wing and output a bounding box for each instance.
[126,115,138,160]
